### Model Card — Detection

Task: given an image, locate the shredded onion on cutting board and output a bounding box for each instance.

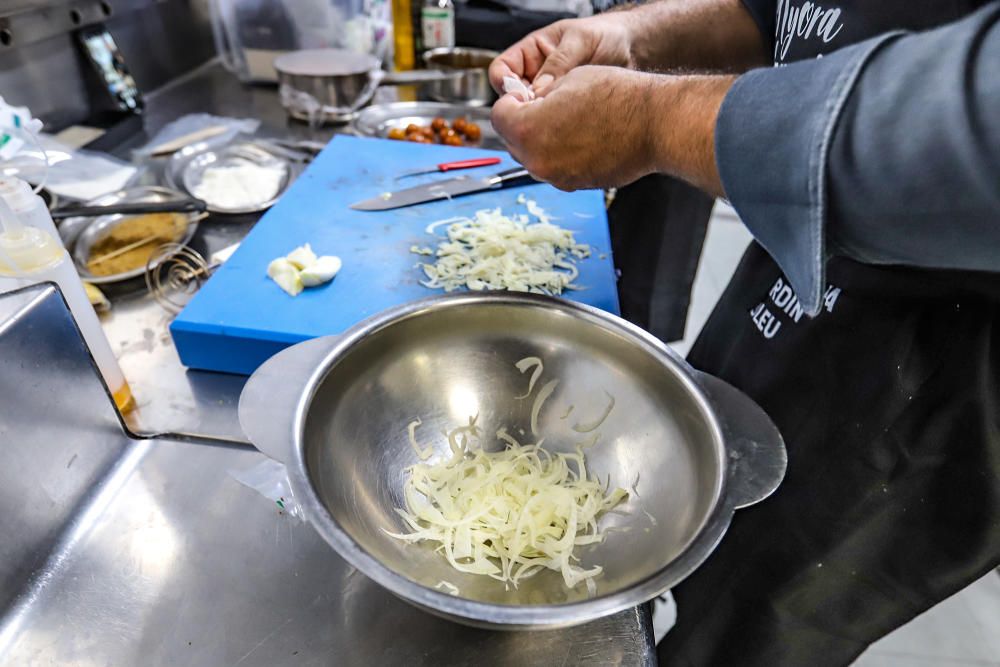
[415,208,590,295]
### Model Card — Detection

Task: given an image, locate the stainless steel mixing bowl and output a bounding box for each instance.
[273,49,469,125]
[422,47,499,106]
[240,293,786,629]
[273,49,382,124]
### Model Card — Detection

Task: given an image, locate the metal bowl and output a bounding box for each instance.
[353,102,501,149]
[240,293,786,629]
[166,140,297,215]
[274,49,383,124]
[422,47,499,106]
[62,186,200,285]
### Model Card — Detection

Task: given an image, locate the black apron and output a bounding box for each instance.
[659,245,1000,666]
[656,1,999,664]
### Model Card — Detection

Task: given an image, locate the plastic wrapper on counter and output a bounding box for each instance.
[133,113,260,158]
[229,457,305,522]
[4,134,136,201]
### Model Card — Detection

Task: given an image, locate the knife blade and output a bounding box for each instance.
[350,167,537,211]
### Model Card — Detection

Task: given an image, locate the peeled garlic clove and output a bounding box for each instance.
[286,243,317,270]
[267,257,304,296]
[503,75,535,102]
[300,255,342,287]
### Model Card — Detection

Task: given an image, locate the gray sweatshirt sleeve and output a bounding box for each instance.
[714,3,1000,315]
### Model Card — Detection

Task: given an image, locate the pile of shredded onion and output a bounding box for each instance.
[415,207,590,295]
[386,359,626,592]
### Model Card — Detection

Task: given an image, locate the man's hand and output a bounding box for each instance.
[488,0,767,98]
[492,66,654,190]
[491,67,734,195]
[488,16,635,97]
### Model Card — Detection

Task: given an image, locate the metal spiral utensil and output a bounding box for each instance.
[145,243,217,313]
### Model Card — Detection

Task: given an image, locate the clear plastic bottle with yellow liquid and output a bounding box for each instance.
[0,185,133,411]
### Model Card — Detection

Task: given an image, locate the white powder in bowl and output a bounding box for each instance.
[192,161,287,210]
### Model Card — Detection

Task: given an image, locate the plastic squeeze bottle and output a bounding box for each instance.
[0,193,133,411]
[0,177,61,242]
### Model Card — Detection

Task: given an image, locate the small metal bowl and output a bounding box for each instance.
[240,293,787,629]
[64,186,201,285]
[167,140,296,215]
[422,47,499,106]
[353,102,500,149]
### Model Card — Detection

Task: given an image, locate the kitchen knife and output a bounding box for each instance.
[350,167,537,211]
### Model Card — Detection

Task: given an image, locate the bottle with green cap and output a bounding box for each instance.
[0,190,132,411]
[421,0,455,49]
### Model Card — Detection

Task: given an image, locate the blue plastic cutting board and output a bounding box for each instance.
[171,135,619,375]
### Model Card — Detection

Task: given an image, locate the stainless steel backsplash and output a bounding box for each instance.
[0,0,215,129]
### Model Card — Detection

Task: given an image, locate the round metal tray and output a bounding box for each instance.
[353,102,501,150]
[61,186,201,285]
[166,139,299,215]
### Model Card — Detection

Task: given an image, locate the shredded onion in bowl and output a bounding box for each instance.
[386,359,627,592]
[573,391,615,433]
[514,356,543,399]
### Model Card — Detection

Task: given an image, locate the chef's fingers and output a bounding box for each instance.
[532,31,591,96]
[490,92,525,141]
[490,96,552,187]
[505,145,549,187]
[489,34,550,94]
[489,53,519,95]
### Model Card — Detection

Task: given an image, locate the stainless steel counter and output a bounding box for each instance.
[102,59,344,441]
[103,61,424,440]
[0,285,655,666]
[0,62,657,665]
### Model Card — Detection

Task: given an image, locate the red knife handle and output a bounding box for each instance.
[437,157,502,172]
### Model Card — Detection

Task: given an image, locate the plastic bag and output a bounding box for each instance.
[4,134,137,201]
[133,113,260,159]
[229,456,305,522]
[210,0,391,81]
